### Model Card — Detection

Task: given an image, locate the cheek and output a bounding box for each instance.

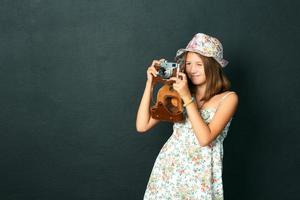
[185,67,192,75]
[186,71,193,79]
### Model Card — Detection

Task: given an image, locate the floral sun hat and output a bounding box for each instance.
[175,33,228,67]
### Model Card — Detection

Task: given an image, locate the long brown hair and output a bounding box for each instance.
[181,52,231,102]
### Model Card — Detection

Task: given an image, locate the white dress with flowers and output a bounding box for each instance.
[143,92,235,200]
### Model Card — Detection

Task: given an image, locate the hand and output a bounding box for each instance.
[146,58,165,84]
[169,72,191,101]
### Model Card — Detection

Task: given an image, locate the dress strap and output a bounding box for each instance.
[216,91,235,110]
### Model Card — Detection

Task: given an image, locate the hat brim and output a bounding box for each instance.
[175,48,229,68]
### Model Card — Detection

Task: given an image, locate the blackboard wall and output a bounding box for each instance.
[0,0,299,199]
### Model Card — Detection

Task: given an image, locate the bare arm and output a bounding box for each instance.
[136,80,160,133]
[182,91,238,146]
[136,59,164,133]
[169,72,238,146]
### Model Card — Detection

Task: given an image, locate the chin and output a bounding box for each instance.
[190,78,204,85]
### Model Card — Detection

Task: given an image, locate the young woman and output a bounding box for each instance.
[136,33,238,199]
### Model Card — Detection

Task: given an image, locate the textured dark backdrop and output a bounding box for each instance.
[0,0,299,199]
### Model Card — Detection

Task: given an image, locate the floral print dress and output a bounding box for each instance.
[143,92,235,200]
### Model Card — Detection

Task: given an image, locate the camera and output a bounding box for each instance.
[150,59,185,122]
[157,60,181,79]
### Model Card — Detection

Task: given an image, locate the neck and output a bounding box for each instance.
[194,84,206,102]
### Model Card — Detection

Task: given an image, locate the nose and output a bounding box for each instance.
[190,64,198,73]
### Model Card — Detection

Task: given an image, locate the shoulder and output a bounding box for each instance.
[208,91,238,109]
[213,91,238,122]
[203,91,238,109]
[218,90,238,109]
[218,90,238,100]
[221,90,238,101]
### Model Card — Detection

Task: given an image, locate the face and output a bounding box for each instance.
[185,52,206,85]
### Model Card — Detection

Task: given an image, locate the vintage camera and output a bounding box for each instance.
[150,59,185,123]
[156,60,181,79]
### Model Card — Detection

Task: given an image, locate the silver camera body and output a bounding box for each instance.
[157,60,180,79]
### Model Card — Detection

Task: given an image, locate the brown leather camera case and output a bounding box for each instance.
[150,67,185,123]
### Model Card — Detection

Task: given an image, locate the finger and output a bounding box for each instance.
[149,70,158,77]
[148,67,158,75]
[173,84,180,92]
[172,82,178,88]
[178,72,187,80]
[171,77,181,83]
[152,58,165,67]
[151,72,157,77]
[151,60,160,67]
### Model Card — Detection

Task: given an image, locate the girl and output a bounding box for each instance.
[136,33,238,199]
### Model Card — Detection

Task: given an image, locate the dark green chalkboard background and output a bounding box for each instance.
[1,0,299,199]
